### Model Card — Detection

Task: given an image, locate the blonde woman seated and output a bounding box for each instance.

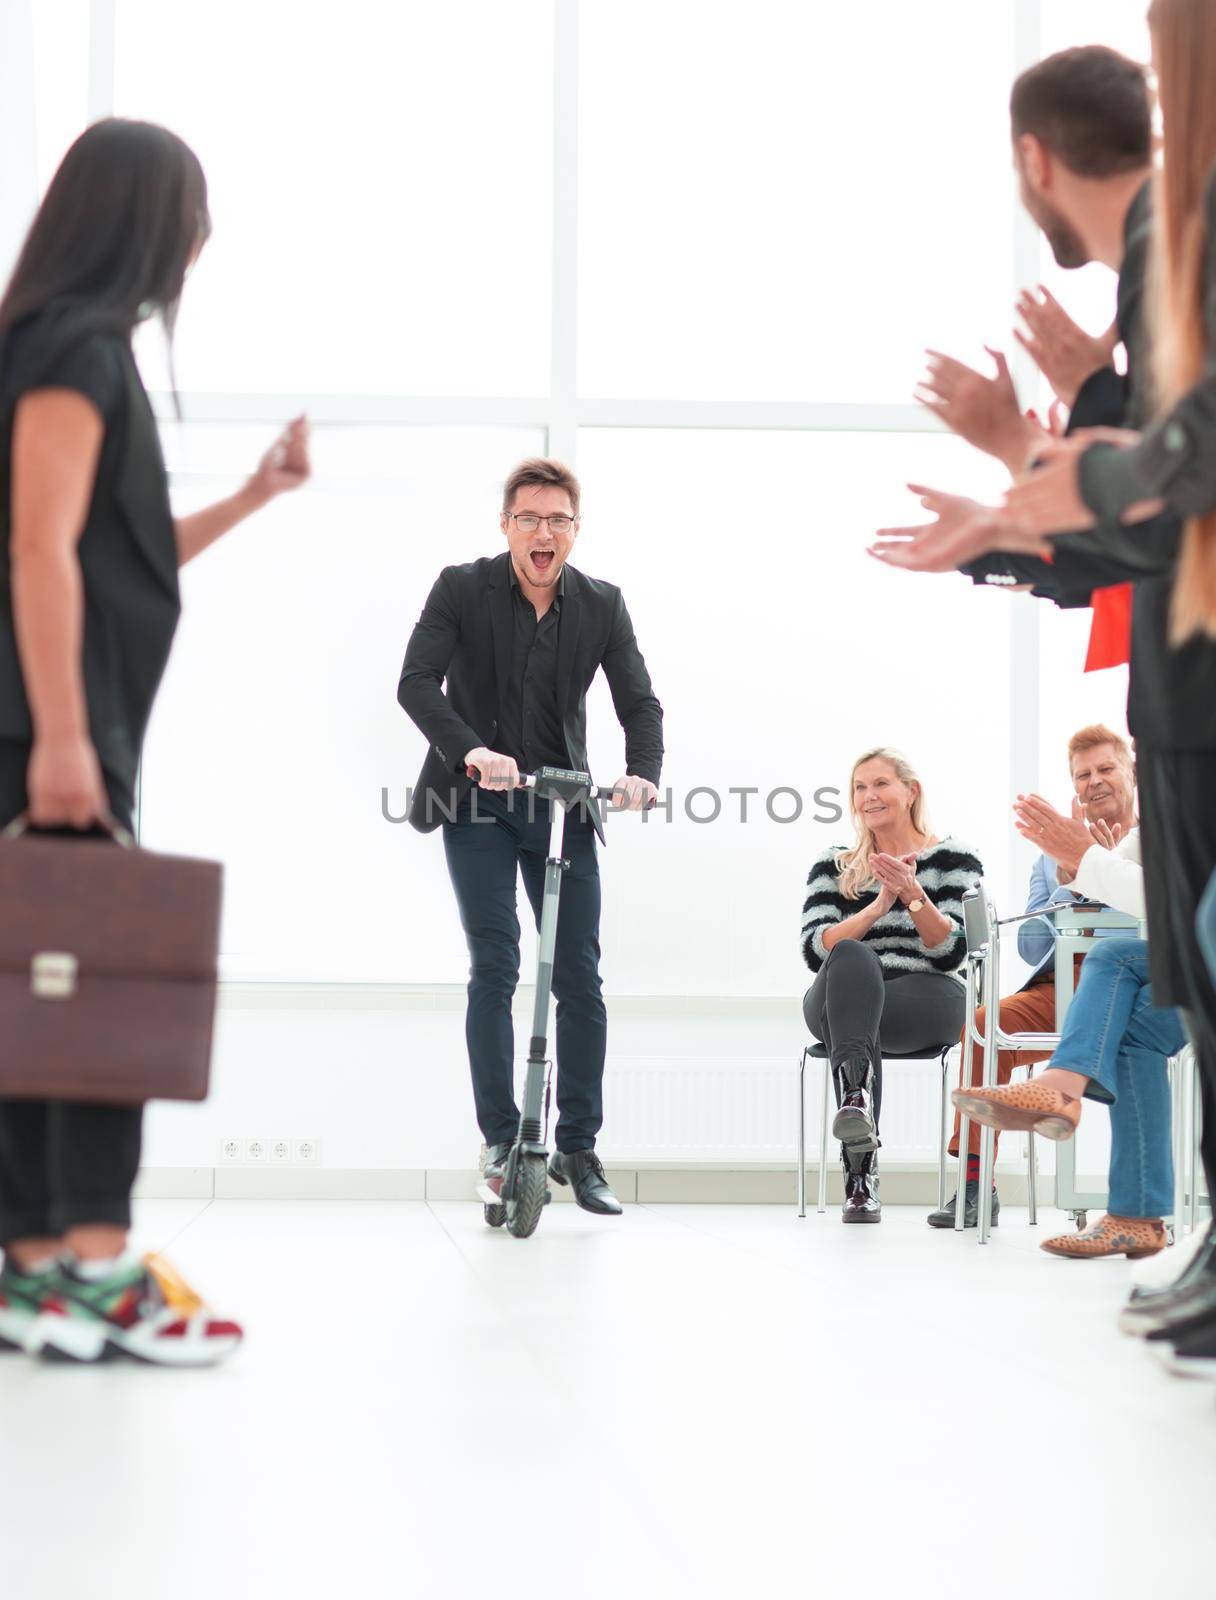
[801,749,983,1222]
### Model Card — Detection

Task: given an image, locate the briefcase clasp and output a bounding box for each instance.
[31,952,79,1000]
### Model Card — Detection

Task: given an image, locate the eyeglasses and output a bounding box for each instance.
[506,513,576,534]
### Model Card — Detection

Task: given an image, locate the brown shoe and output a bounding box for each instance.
[951,1081,1081,1142]
[1041,1214,1167,1260]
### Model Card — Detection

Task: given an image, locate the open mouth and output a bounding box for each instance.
[530,549,556,575]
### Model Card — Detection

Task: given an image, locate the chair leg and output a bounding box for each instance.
[937,1048,949,1213]
[1172,1053,1186,1237]
[798,1048,808,1219]
[1025,1064,1037,1227]
[954,1110,970,1232]
[817,1054,830,1215]
[978,1123,996,1244]
[1027,1130,1038,1226]
[1190,1056,1202,1234]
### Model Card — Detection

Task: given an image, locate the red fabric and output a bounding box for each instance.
[1085,583,1133,671]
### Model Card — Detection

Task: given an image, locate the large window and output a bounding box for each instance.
[15,0,1150,992]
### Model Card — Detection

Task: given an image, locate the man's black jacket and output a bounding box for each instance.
[398,552,663,832]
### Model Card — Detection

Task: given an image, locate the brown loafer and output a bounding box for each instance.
[1041,1214,1167,1260]
[951,1081,1081,1142]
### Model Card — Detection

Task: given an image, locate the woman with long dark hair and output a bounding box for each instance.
[0,119,309,1365]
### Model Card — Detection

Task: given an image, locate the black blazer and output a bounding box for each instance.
[398,552,663,834]
[0,324,180,793]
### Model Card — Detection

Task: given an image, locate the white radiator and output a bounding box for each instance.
[597,1053,961,1165]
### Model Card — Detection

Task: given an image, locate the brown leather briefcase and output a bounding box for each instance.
[0,819,223,1104]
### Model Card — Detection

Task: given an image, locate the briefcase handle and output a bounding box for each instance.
[2,812,136,848]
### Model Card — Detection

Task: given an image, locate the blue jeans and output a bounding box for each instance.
[1051,937,1184,1218]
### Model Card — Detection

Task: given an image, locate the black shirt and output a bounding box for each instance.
[0,310,180,787]
[497,560,567,773]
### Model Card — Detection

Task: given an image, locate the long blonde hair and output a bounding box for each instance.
[837,747,932,902]
[1147,0,1216,641]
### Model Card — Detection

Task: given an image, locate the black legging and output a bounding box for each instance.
[803,939,965,1130]
[0,741,142,1246]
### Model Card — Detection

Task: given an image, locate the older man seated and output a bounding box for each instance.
[929,724,1139,1227]
[955,771,1184,1259]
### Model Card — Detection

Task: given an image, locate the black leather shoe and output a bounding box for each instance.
[842,1155,881,1223]
[483,1142,512,1181]
[1157,1310,1216,1380]
[1125,1225,1214,1306]
[1141,1277,1216,1342]
[1121,1243,1216,1335]
[548,1150,622,1215]
[927,1180,1000,1229]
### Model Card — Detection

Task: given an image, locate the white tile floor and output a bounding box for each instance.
[1,1199,1212,1600]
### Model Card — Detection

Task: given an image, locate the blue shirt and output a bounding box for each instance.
[1018,852,1125,977]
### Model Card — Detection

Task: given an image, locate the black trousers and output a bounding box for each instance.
[0,741,142,1247]
[1137,747,1216,1199]
[442,788,606,1153]
[803,939,965,1133]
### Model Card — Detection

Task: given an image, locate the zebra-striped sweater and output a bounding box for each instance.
[800,838,984,978]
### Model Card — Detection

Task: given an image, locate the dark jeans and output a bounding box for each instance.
[442,787,606,1153]
[803,939,966,1132]
[0,741,143,1247]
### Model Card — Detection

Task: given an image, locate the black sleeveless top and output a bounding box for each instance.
[0,312,180,790]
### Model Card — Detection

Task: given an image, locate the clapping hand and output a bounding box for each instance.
[1012,793,1094,878]
[870,484,1051,572]
[916,348,1034,471]
[1087,813,1123,850]
[871,851,919,904]
[1014,287,1117,408]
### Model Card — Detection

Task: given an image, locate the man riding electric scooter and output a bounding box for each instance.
[397,457,663,1229]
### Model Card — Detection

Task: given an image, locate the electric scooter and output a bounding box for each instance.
[474,766,623,1239]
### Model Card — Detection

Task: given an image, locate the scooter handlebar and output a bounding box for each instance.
[465,766,652,808]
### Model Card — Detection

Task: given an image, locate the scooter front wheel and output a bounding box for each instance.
[506,1153,548,1239]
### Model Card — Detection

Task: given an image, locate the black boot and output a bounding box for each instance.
[831,1057,878,1157]
[842,1151,881,1224]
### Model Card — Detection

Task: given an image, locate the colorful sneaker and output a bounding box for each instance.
[0,1258,57,1352]
[25,1254,243,1366]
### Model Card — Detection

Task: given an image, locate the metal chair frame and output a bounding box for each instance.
[796,1040,953,1217]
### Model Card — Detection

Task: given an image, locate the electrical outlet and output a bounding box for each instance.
[294,1137,320,1166]
[245,1137,269,1164]
[269,1137,293,1165]
[219,1136,243,1164]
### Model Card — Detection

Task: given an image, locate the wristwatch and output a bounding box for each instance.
[906,896,925,914]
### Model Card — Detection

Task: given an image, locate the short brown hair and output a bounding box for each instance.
[1068,723,1134,771]
[1010,47,1151,178]
[502,457,581,517]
